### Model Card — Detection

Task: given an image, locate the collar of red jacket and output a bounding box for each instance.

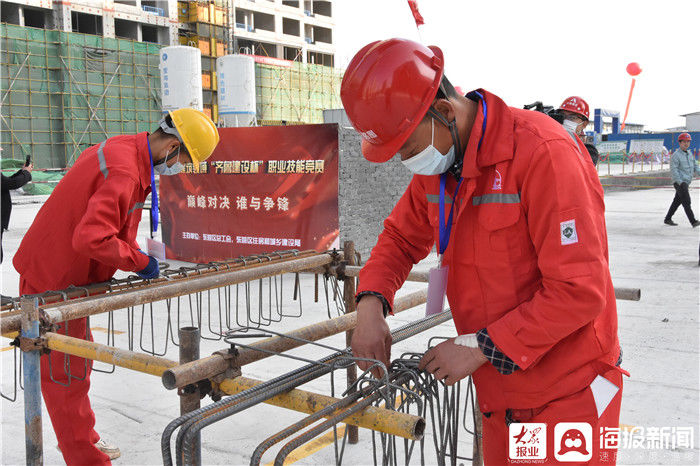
[136,132,153,191]
[460,89,515,179]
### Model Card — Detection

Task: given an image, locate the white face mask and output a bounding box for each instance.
[401,119,455,176]
[563,119,580,134]
[154,146,184,176]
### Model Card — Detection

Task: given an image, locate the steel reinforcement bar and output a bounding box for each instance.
[162,310,453,465]
[162,288,428,389]
[1,252,334,335]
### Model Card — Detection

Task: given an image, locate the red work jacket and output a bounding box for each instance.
[357,90,621,413]
[14,133,152,291]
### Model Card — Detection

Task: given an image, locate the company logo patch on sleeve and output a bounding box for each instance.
[560,219,579,245]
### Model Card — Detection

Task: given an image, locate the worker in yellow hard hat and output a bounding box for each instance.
[13,107,218,465]
[156,107,220,174]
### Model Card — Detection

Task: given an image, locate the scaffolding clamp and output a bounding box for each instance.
[11,335,49,355]
[208,381,224,403]
[39,309,59,334]
[210,346,242,384]
[322,249,347,280]
[178,379,214,401]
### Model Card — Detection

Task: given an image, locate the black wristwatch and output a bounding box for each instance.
[355,291,391,318]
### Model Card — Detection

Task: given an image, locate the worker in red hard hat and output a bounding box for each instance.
[664,132,700,227]
[558,96,599,165]
[342,38,625,464]
[559,96,589,136]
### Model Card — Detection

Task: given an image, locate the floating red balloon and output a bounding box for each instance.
[621,63,642,130]
[626,62,642,76]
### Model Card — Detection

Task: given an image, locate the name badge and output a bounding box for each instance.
[426,265,448,316]
[146,237,167,261]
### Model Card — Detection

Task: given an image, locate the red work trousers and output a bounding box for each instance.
[20,278,111,466]
[481,367,624,465]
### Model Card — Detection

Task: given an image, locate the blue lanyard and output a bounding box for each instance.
[437,91,488,257]
[146,138,159,234]
[438,173,463,256]
[473,90,487,151]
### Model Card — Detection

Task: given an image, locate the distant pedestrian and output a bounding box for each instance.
[1,158,33,305]
[664,133,700,227]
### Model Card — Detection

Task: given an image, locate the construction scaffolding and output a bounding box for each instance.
[256,60,343,125]
[1,22,341,173]
[0,24,163,169]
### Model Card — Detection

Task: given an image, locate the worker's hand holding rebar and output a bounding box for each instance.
[418,338,488,386]
[352,295,392,378]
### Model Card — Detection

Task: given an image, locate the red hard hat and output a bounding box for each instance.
[340,38,444,163]
[559,96,590,121]
[678,132,691,141]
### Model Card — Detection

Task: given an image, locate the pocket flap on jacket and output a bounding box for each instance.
[476,198,522,231]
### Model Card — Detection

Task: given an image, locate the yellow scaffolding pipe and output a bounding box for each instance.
[218,376,425,441]
[36,333,426,440]
[43,332,177,377]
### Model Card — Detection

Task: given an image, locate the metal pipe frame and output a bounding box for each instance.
[179,327,201,466]
[30,313,436,456]
[613,287,641,301]
[342,241,359,444]
[472,392,484,466]
[1,249,319,314]
[7,244,480,464]
[176,311,453,465]
[1,252,334,335]
[218,376,425,440]
[306,265,641,302]
[162,288,428,390]
[345,266,430,284]
[43,332,177,377]
[162,310,453,466]
[4,235,641,465]
[340,266,642,302]
[21,298,43,465]
[271,371,422,466]
[178,364,424,466]
[249,387,364,465]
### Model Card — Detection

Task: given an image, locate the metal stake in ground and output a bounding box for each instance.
[21,297,43,466]
[179,327,201,466]
[343,241,359,444]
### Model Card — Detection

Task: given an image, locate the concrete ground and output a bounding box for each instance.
[1,184,699,465]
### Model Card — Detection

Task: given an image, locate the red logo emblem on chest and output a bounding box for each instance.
[492,170,502,191]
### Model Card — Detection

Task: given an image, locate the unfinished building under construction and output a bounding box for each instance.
[1,0,342,170]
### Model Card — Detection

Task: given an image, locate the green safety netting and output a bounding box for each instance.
[256,61,343,123]
[1,24,162,171]
[1,23,344,192]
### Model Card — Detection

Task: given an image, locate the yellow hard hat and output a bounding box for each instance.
[159,108,220,164]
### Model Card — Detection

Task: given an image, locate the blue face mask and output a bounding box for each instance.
[154,146,184,176]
